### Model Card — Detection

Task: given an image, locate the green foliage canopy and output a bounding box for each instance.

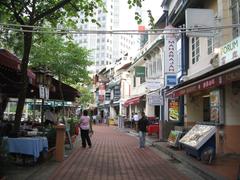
[30,33,92,84]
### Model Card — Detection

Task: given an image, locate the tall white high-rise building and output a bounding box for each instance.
[73,0,140,73]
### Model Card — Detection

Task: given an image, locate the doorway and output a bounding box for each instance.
[203,96,210,122]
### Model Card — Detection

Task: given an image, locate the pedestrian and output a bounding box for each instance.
[138,112,149,148]
[79,110,93,148]
[44,107,57,127]
[133,112,139,130]
[131,112,134,128]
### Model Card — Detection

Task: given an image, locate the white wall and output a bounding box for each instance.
[188,37,214,79]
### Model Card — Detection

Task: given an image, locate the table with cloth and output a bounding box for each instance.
[5,137,48,161]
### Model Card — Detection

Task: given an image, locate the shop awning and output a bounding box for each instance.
[0,49,36,82]
[167,60,240,98]
[124,95,144,107]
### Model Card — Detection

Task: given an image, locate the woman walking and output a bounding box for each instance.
[79,110,93,148]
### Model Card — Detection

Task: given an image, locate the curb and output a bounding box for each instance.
[126,129,225,180]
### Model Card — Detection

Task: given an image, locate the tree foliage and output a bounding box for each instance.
[0,0,154,133]
[74,85,94,108]
[30,33,92,84]
[0,0,106,133]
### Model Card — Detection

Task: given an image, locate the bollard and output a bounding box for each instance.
[55,123,65,162]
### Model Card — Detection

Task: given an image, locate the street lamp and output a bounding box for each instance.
[34,68,53,123]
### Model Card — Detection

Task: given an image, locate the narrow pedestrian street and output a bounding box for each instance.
[49,125,191,180]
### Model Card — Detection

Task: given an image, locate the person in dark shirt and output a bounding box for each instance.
[138,112,149,148]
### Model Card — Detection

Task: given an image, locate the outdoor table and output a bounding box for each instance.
[5,136,48,161]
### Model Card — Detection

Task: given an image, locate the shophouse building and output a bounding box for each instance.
[163,0,240,155]
[123,33,165,122]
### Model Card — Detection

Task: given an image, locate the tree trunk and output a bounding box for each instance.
[14,30,33,133]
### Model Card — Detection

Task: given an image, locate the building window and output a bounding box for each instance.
[101,61,104,65]
[232,0,240,38]
[207,38,214,55]
[191,37,200,64]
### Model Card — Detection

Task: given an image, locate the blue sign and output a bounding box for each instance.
[166,75,177,86]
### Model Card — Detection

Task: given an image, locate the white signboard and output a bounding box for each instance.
[164,25,178,87]
[185,8,215,37]
[148,94,163,106]
[164,26,178,74]
[45,87,49,100]
[179,125,216,150]
[39,85,45,99]
[219,36,240,66]
[146,79,161,90]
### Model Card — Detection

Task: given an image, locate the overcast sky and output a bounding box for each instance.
[119,0,163,30]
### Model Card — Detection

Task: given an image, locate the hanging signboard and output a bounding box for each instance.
[168,99,179,121]
[45,87,49,100]
[39,85,45,99]
[99,84,105,95]
[146,79,161,90]
[164,25,178,87]
[148,94,163,106]
[135,66,145,77]
[165,75,177,87]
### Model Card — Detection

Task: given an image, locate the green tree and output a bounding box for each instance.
[0,0,105,133]
[75,85,94,108]
[30,33,93,119]
[0,0,154,133]
[30,33,92,84]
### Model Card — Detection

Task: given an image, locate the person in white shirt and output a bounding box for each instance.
[133,113,139,130]
[44,107,57,127]
[79,110,93,148]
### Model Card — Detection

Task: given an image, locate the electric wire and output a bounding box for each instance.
[0,22,240,35]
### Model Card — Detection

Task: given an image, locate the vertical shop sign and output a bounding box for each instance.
[99,84,105,102]
[164,25,178,87]
[168,99,179,121]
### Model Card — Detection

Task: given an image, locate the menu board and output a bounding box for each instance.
[210,90,220,122]
[168,130,182,147]
[179,125,216,150]
[168,99,179,121]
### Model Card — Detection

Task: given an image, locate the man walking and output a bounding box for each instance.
[138,112,148,148]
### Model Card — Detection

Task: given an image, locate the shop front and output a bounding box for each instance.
[124,95,146,119]
[167,61,240,155]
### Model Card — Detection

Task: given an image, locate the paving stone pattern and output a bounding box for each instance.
[49,125,189,180]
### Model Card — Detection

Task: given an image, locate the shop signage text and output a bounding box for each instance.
[168,69,240,97]
[135,66,145,77]
[219,36,240,66]
[164,25,177,74]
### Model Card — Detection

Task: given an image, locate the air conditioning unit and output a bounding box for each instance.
[180,75,189,82]
[210,53,219,68]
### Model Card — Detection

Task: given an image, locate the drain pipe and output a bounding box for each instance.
[178,25,189,126]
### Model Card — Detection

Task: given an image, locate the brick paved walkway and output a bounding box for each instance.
[49,125,189,180]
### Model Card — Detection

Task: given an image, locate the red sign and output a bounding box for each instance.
[169,69,240,97]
